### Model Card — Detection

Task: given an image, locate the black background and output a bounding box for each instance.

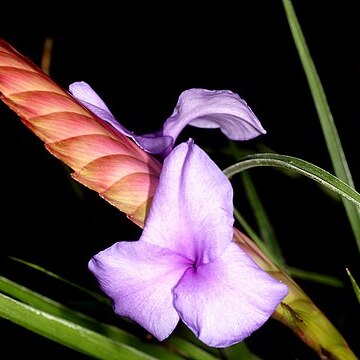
[0,1,359,359]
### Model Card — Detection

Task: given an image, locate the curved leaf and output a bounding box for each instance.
[282,0,360,252]
[240,171,284,266]
[0,292,159,360]
[223,153,360,209]
[0,275,215,360]
[346,269,360,304]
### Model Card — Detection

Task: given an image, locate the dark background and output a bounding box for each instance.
[0,1,359,359]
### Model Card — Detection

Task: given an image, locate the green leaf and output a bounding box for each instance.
[170,319,262,360]
[282,0,360,253]
[220,142,340,204]
[233,209,343,288]
[167,336,219,360]
[346,268,360,304]
[0,274,224,360]
[233,207,273,259]
[9,256,109,305]
[223,153,360,210]
[222,342,262,360]
[240,171,285,267]
[4,260,222,359]
[0,275,184,359]
[286,266,343,288]
[0,292,158,360]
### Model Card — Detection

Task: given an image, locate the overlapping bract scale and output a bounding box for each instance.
[0,39,161,226]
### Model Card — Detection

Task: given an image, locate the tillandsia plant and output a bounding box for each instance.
[0,37,358,360]
[0,3,359,360]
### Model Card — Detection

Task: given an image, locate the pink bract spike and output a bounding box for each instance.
[0,38,161,226]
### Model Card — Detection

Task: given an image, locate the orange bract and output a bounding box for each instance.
[0,39,161,226]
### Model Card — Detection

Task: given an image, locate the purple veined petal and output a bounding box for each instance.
[69,81,128,134]
[141,139,234,265]
[173,242,288,348]
[88,240,190,340]
[69,81,172,154]
[163,88,266,143]
[133,132,173,155]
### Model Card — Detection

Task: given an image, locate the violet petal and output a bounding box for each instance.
[173,242,288,348]
[141,139,234,264]
[163,88,266,143]
[88,240,188,340]
[69,81,172,154]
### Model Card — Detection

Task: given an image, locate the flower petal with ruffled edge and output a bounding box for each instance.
[69,81,172,154]
[88,240,189,340]
[173,242,288,348]
[69,82,265,157]
[162,88,266,144]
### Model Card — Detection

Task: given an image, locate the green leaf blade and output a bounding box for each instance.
[0,275,184,360]
[223,153,360,209]
[240,171,285,267]
[0,292,157,360]
[346,268,360,304]
[282,0,360,252]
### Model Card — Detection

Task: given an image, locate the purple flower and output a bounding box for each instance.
[88,139,288,348]
[69,82,266,157]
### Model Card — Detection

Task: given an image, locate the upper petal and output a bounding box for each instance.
[88,240,188,340]
[69,81,127,133]
[69,81,172,154]
[69,81,112,113]
[141,139,234,265]
[133,132,173,155]
[173,242,288,348]
[163,88,266,143]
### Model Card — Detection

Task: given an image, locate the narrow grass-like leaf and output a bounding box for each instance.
[0,275,108,327]
[0,276,185,360]
[0,275,219,360]
[170,321,261,360]
[222,342,262,360]
[346,268,360,304]
[233,209,343,288]
[4,259,228,359]
[9,256,109,305]
[0,292,160,360]
[233,208,271,258]
[282,0,360,252]
[4,259,233,359]
[286,267,343,288]
[217,142,300,179]
[40,37,53,75]
[240,171,284,267]
[167,337,219,360]
[223,153,360,209]
[220,142,340,203]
